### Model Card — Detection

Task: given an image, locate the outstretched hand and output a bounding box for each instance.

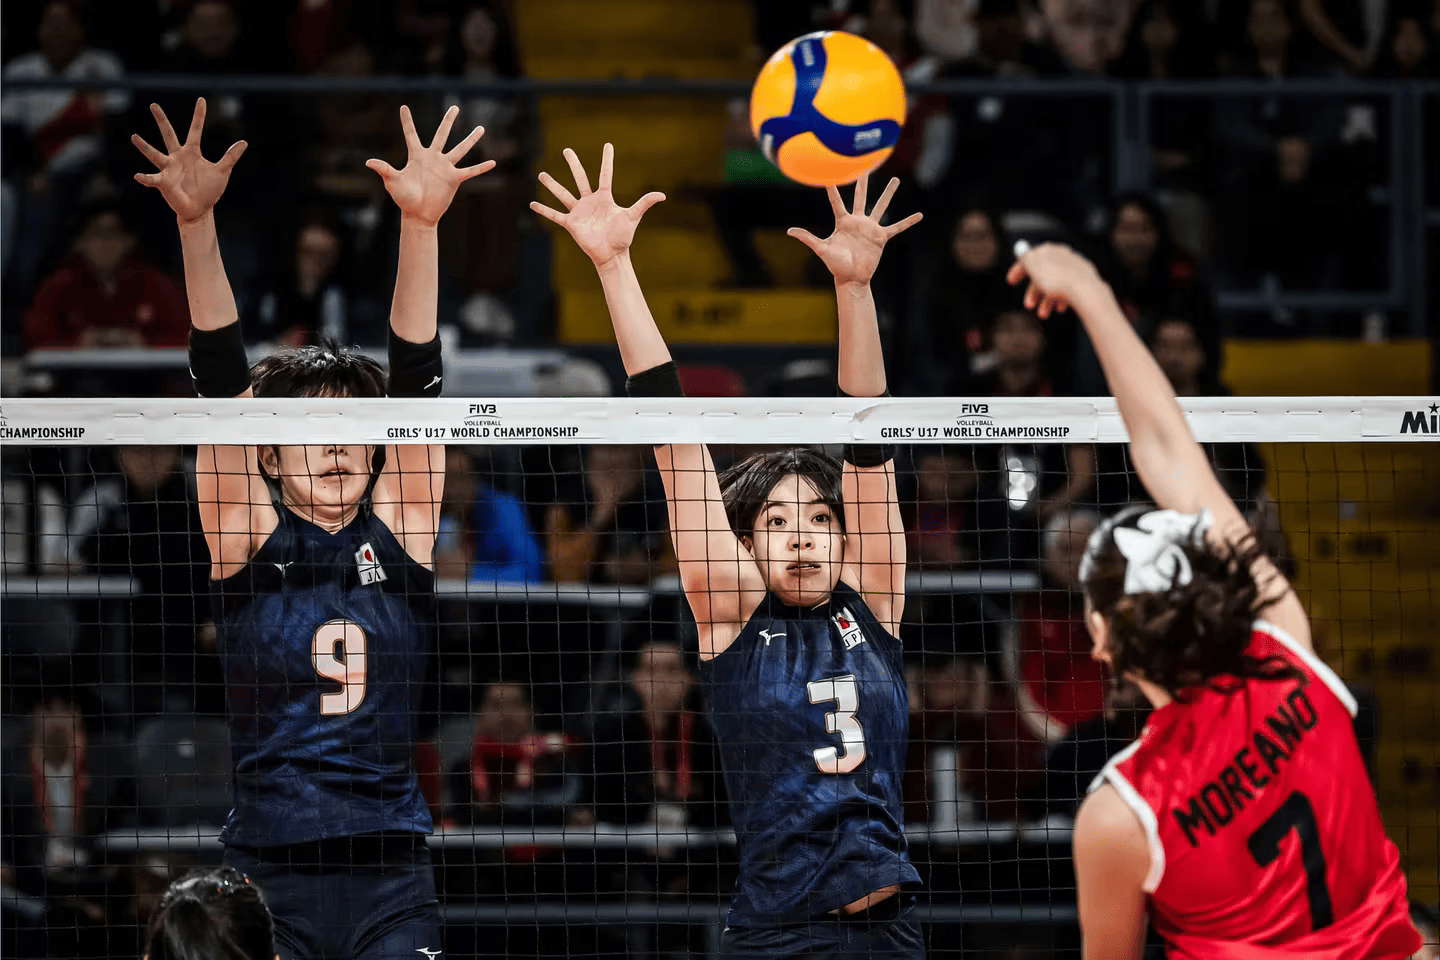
[132,99,246,223]
[788,174,923,287]
[530,143,665,269]
[367,105,495,226]
[1005,242,1102,319]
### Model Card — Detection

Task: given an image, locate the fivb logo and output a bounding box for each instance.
[355,542,387,585]
[1400,403,1440,434]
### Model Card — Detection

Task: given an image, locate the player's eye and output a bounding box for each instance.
[768,515,786,526]
[814,512,830,524]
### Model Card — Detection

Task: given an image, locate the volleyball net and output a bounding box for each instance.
[1,395,1436,959]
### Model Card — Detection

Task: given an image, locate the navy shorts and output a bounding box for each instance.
[224,833,442,960]
[719,896,925,960]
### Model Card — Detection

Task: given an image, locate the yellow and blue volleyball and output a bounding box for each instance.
[749,31,907,188]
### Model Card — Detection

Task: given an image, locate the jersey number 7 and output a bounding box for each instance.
[312,619,369,715]
[1247,790,1333,930]
[808,675,867,774]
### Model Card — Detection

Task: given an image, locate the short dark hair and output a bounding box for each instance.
[717,448,845,537]
[145,866,274,960]
[1081,506,1300,698]
[249,337,386,399]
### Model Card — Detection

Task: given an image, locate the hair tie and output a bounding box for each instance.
[1111,509,1213,595]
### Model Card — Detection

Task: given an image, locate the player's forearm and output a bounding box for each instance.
[835,280,887,397]
[1069,279,1210,511]
[390,219,440,344]
[596,253,672,375]
[177,213,240,332]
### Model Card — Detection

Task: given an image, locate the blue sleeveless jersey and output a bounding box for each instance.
[213,501,434,847]
[702,581,921,927]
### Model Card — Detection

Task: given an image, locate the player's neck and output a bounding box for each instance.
[286,498,361,533]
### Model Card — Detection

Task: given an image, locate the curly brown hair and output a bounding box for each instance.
[1081,506,1300,699]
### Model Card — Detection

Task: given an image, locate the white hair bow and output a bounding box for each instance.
[1111,509,1213,595]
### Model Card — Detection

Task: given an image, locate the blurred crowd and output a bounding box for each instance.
[1,0,1435,370]
[0,1,1427,957]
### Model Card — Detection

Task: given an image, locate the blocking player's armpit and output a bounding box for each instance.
[387,329,444,398]
[838,386,894,468]
[626,360,685,398]
[188,320,251,398]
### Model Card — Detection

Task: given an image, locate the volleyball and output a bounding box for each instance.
[749,31,907,188]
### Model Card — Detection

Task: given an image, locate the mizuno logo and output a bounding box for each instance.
[424,375,442,390]
[760,628,785,645]
[415,949,442,958]
[272,561,293,576]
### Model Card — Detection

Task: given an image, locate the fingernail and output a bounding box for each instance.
[1013,240,1031,258]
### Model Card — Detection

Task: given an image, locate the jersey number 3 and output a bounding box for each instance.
[808,675,867,774]
[312,619,368,715]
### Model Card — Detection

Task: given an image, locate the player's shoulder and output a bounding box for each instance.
[1249,619,1358,718]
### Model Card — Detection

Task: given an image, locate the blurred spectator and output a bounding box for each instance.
[905,448,978,567]
[436,2,528,297]
[1115,0,1217,78]
[1084,192,1219,390]
[435,446,544,584]
[543,445,672,585]
[1149,316,1268,507]
[1,447,69,575]
[1,684,130,959]
[907,656,1048,824]
[1299,0,1381,73]
[922,204,1014,385]
[1374,1,1439,75]
[585,642,726,830]
[1218,0,1330,77]
[289,0,392,73]
[69,445,215,720]
[1014,509,1107,737]
[445,682,577,826]
[245,210,383,347]
[1,1,127,181]
[917,0,981,62]
[709,99,833,288]
[158,0,251,75]
[2,1,129,308]
[958,308,1097,564]
[1027,0,1135,75]
[24,200,190,351]
[306,38,405,200]
[866,0,951,193]
[1041,681,1151,817]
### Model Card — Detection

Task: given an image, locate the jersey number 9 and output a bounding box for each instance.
[808,675,867,774]
[312,618,369,715]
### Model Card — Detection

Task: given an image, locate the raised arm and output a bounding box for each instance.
[1008,244,1309,649]
[367,105,493,565]
[531,144,765,658]
[133,99,262,578]
[788,174,921,634]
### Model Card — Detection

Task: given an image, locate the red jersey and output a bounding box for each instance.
[1094,621,1419,959]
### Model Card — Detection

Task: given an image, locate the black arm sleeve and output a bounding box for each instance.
[387,329,444,398]
[188,321,251,398]
[839,387,895,467]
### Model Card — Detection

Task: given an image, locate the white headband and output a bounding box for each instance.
[1081,508,1214,595]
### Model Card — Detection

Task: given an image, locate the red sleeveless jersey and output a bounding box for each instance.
[1094,621,1419,959]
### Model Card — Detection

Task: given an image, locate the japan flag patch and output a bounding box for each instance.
[832,608,866,650]
[355,542,387,585]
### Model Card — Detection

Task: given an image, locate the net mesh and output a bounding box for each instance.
[1,398,1436,959]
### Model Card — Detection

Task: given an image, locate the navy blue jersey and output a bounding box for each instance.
[213,500,434,847]
[702,580,921,927]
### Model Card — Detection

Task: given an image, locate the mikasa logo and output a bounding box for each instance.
[355,542,387,585]
[853,127,883,149]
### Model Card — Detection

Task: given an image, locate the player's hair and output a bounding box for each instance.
[1081,506,1300,698]
[249,337,387,399]
[717,448,845,537]
[144,866,274,960]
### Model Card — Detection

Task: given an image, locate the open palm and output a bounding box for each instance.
[368,105,494,226]
[530,144,665,268]
[132,99,246,223]
[789,175,923,286]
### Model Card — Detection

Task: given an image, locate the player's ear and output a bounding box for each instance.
[1086,608,1112,665]
[739,534,754,553]
[257,445,279,477]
